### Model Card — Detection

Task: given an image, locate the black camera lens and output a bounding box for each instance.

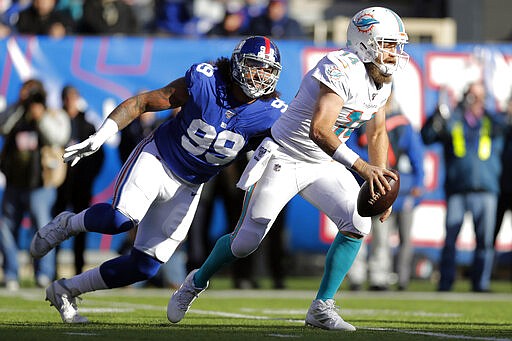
[26,91,46,104]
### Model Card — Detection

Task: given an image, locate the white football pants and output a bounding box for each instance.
[113,137,202,263]
[230,148,371,258]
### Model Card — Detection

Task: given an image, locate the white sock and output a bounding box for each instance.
[62,267,108,296]
[69,209,87,233]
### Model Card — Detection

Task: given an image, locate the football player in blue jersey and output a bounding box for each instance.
[30,36,286,323]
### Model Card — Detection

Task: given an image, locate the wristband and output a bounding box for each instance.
[332,143,359,168]
[94,118,119,145]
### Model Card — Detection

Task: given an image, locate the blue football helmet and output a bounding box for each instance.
[231,36,282,98]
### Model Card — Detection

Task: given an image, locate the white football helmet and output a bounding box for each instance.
[347,7,409,76]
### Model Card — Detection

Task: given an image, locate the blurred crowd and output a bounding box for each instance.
[0,0,305,39]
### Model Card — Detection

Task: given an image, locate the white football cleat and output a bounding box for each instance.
[305,299,356,331]
[46,279,88,323]
[167,269,208,323]
[30,212,77,259]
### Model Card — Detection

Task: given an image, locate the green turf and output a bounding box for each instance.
[0,278,511,340]
[208,276,512,293]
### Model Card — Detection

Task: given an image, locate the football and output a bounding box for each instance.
[357,169,400,217]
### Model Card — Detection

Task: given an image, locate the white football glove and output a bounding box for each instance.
[63,118,118,167]
[63,135,103,167]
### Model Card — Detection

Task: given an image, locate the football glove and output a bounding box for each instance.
[63,136,102,166]
[63,118,118,167]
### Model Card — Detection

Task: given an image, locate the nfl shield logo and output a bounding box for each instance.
[225,110,235,119]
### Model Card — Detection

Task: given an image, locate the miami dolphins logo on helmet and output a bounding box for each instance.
[353,14,380,32]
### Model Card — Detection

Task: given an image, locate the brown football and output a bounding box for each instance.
[357,169,400,217]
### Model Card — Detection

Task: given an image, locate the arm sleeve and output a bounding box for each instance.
[185,63,213,104]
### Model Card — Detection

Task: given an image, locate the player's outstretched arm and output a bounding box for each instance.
[108,77,188,131]
[63,77,189,166]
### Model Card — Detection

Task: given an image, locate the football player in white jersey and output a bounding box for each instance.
[168,7,408,331]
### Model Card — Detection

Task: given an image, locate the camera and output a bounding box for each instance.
[24,88,46,106]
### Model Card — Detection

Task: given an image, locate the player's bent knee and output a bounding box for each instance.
[231,229,263,258]
[131,248,162,279]
[350,211,372,235]
[100,248,162,288]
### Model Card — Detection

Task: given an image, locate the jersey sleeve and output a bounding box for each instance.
[311,54,351,102]
[184,63,216,102]
[244,98,286,151]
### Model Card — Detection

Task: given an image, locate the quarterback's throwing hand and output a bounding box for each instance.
[63,135,101,167]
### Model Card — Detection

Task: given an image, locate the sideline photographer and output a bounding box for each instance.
[0,79,70,290]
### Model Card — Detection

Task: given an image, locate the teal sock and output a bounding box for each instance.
[316,233,362,300]
[193,234,237,288]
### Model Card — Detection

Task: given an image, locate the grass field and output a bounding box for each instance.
[0,277,511,341]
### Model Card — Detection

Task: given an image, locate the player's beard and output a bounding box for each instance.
[366,63,393,85]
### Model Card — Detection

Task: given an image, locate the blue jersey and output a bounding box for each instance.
[154,62,287,184]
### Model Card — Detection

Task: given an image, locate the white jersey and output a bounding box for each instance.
[271,49,391,163]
